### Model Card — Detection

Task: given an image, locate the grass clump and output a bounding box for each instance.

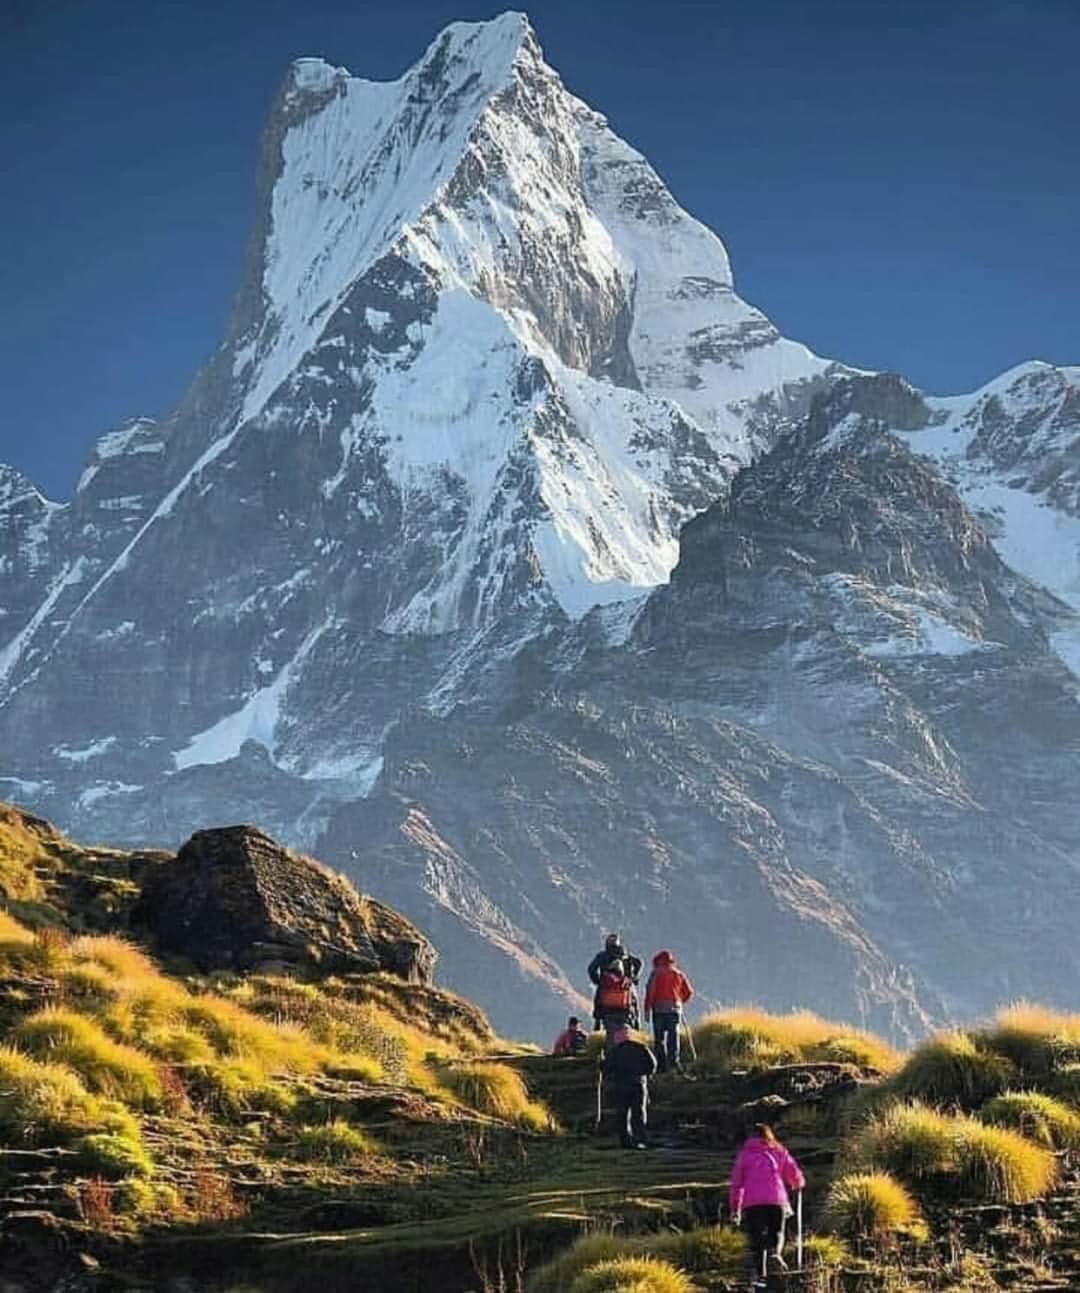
[0,1045,111,1144]
[569,1257,696,1293]
[294,1119,375,1164]
[77,1130,153,1179]
[821,1171,927,1242]
[978,1002,1080,1079]
[690,1007,897,1076]
[438,1061,551,1130]
[849,1100,1057,1203]
[889,1031,1015,1109]
[647,1225,745,1275]
[978,1090,1080,1149]
[528,1233,634,1293]
[15,1007,164,1109]
[802,1234,850,1269]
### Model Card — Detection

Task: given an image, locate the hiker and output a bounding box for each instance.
[587,932,643,988]
[603,1025,657,1149]
[729,1122,806,1290]
[643,949,694,1073]
[593,958,639,1033]
[552,1015,588,1056]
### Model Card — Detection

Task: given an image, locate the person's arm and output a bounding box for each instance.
[553,1031,568,1056]
[643,971,656,1017]
[679,972,694,1004]
[729,1150,746,1218]
[587,953,603,986]
[781,1148,806,1191]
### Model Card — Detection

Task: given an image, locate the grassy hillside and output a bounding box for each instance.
[2,803,1080,1293]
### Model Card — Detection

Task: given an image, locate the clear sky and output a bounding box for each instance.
[2,0,1077,499]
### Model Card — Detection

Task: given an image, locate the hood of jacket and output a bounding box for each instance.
[652,950,674,967]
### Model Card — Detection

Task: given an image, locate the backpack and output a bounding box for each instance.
[568,1028,588,1055]
[596,970,632,1012]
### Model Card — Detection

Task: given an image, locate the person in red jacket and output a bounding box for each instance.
[552,1016,588,1056]
[642,950,693,1073]
[729,1122,806,1289]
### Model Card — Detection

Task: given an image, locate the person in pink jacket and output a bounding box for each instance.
[729,1122,806,1289]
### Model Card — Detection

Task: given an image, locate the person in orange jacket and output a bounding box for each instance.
[552,1015,588,1056]
[642,949,694,1072]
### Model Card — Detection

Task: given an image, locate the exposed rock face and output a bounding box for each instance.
[133,824,435,982]
[0,18,1077,1039]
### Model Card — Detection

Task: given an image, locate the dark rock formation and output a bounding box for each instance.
[132,824,434,982]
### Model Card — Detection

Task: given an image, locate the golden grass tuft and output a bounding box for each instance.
[646,1225,746,1275]
[77,1130,154,1179]
[0,908,35,946]
[690,1007,897,1076]
[15,1007,164,1109]
[69,934,159,980]
[978,1002,1080,1078]
[528,1233,634,1293]
[821,1171,927,1242]
[294,1119,376,1164]
[889,1031,1015,1109]
[802,1234,850,1268]
[438,1061,551,1130]
[978,1090,1080,1149]
[848,1100,1057,1203]
[0,1045,113,1144]
[569,1257,697,1293]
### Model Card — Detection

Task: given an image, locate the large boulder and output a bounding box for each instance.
[132,824,435,982]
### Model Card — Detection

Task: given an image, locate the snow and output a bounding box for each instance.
[898,362,1080,678]
[0,557,87,686]
[173,625,328,769]
[77,782,140,810]
[245,13,529,426]
[174,672,289,770]
[56,737,117,764]
[302,752,383,793]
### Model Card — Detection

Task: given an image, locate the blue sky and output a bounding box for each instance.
[2,0,1077,498]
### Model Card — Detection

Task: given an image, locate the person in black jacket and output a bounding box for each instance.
[587,933,643,988]
[603,1026,657,1149]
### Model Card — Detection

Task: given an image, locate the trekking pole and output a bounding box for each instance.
[796,1188,804,1271]
[682,1011,697,1063]
[594,1062,603,1132]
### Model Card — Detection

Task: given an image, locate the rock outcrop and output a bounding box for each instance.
[132,824,435,982]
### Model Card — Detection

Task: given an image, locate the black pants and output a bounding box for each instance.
[613,1080,648,1146]
[653,1011,680,1071]
[745,1204,785,1278]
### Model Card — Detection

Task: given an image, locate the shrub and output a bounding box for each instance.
[77,1131,153,1179]
[810,1032,901,1074]
[821,1171,927,1242]
[185,1058,296,1117]
[438,1062,551,1130]
[569,1257,696,1293]
[849,1100,1057,1203]
[647,1225,746,1274]
[802,1234,850,1268]
[69,935,158,981]
[979,1091,1080,1150]
[528,1233,634,1293]
[951,1120,1057,1203]
[323,1053,383,1084]
[978,1003,1080,1079]
[294,1120,375,1164]
[889,1031,1015,1109]
[0,1045,106,1144]
[112,1177,156,1216]
[15,1008,163,1109]
[690,1007,895,1076]
[848,1102,957,1186]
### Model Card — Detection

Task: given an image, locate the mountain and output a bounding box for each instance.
[1,13,1078,1040]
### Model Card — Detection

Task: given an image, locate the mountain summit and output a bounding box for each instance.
[2,15,1079,1038]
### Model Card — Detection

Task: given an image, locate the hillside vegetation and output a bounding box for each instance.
[2,802,1080,1293]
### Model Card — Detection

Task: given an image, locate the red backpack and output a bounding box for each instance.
[597,970,632,1011]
